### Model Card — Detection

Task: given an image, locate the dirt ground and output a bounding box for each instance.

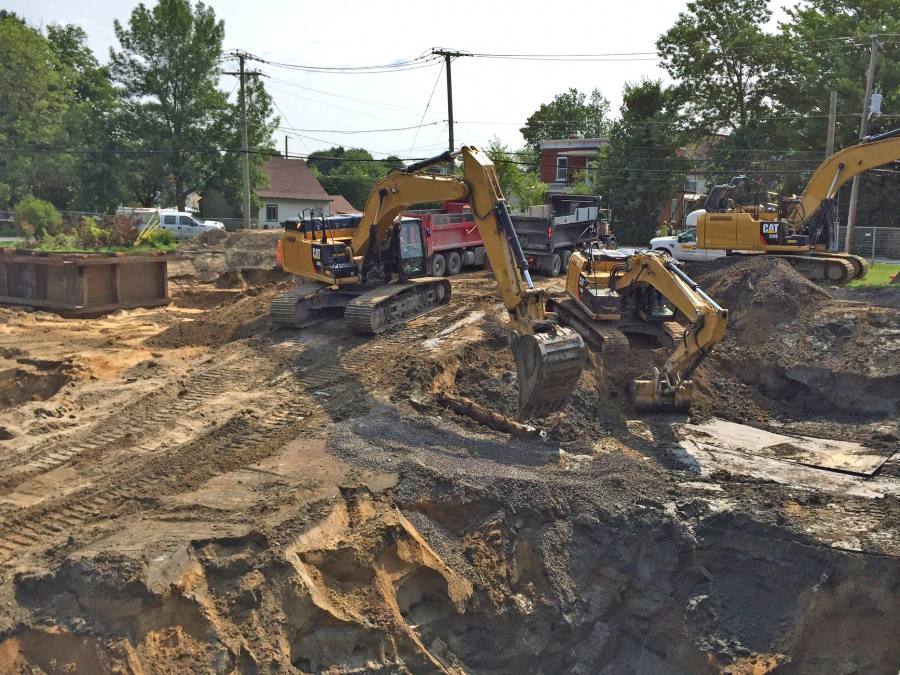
[0,237,898,673]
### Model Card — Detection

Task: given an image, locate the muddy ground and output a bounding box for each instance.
[0,236,898,673]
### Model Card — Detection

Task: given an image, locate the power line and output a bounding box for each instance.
[408,60,444,156]
[277,122,442,134]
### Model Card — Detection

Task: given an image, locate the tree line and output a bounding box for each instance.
[492,0,899,243]
[0,0,279,217]
[1,0,897,245]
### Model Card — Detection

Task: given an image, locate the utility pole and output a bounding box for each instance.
[431,49,470,171]
[225,52,259,228]
[826,90,839,250]
[238,54,252,229]
[825,90,838,158]
[844,36,881,252]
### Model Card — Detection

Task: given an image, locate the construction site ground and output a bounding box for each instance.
[0,231,898,673]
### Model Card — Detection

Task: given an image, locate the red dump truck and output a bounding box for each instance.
[405,201,488,277]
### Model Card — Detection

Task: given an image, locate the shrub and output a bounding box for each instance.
[144,228,176,248]
[15,196,62,238]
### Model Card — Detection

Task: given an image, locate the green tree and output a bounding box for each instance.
[47,24,124,211]
[774,0,900,227]
[212,75,278,215]
[308,146,401,208]
[110,0,230,210]
[657,0,780,134]
[520,88,611,152]
[0,17,68,207]
[597,80,690,245]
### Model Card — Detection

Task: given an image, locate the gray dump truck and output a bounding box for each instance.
[510,195,616,276]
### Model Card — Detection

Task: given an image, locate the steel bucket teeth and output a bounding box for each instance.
[512,328,585,419]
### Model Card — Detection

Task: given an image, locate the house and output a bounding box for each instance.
[201,157,333,225]
[539,136,606,193]
[255,157,333,225]
[657,138,720,232]
[328,194,361,215]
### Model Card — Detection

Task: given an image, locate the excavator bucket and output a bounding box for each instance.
[512,328,585,419]
[631,369,694,413]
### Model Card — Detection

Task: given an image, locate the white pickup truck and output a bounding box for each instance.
[649,211,727,262]
[120,208,225,240]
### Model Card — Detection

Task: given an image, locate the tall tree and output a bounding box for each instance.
[0,16,68,207]
[308,147,401,208]
[47,24,124,211]
[657,0,780,134]
[520,88,611,152]
[597,80,690,244]
[110,0,229,210]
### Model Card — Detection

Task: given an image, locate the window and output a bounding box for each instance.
[678,228,697,243]
[556,156,568,182]
[266,204,278,221]
[178,216,193,225]
[163,215,176,225]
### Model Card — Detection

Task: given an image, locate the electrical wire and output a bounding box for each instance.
[407,59,444,156]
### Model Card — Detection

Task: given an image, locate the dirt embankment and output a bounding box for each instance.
[689,257,899,426]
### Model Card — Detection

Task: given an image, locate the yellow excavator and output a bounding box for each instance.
[551,248,728,411]
[691,127,900,282]
[273,146,585,418]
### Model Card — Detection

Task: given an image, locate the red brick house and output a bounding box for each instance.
[539,136,606,193]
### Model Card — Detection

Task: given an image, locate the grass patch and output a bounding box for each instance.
[846,262,899,288]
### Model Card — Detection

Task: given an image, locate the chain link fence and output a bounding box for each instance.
[837,226,900,262]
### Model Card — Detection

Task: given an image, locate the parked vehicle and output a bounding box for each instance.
[120,208,225,240]
[406,201,488,276]
[649,218,726,262]
[510,195,616,276]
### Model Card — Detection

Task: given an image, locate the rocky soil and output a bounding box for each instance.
[0,244,897,674]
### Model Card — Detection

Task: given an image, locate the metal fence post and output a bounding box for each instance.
[872,226,877,260]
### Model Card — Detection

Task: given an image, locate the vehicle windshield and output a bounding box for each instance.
[399,220,426,277]
[678,228,696,243]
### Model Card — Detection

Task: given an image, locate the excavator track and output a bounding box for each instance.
[776,254,856,283]
[269,283,329,328]
[549,297,629,355]
[806,251,869,280]
[345,278,451,334]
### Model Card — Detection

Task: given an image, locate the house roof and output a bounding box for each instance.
[329,194,361,214]
[257,158,331,200]
[540,137,606,151]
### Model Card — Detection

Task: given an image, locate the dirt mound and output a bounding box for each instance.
[193,227,227,246]
[689,257,900,423]
[700,257,830,345]
[214,267,291,289]
[3,487,473,673]
[146,287,282,348]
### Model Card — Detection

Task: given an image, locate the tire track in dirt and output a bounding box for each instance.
[0,355,276,496]
[0,390,311,561]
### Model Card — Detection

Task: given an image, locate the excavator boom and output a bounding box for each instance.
[276,146,584,419]
[788,128,900,229]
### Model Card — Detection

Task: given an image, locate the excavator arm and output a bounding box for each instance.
[608,252,728,411]
[349,147,584,418]
[788,127,900,231]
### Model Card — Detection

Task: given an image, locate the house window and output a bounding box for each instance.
[265,204,278,222]
[556,156,568,182]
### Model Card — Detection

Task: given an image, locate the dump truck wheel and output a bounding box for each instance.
[431,253,446,277]
[559,250,572,276]
[548,254,562,277]
[447,251,462,276]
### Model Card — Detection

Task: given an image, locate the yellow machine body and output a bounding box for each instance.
[557,249,728,412]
